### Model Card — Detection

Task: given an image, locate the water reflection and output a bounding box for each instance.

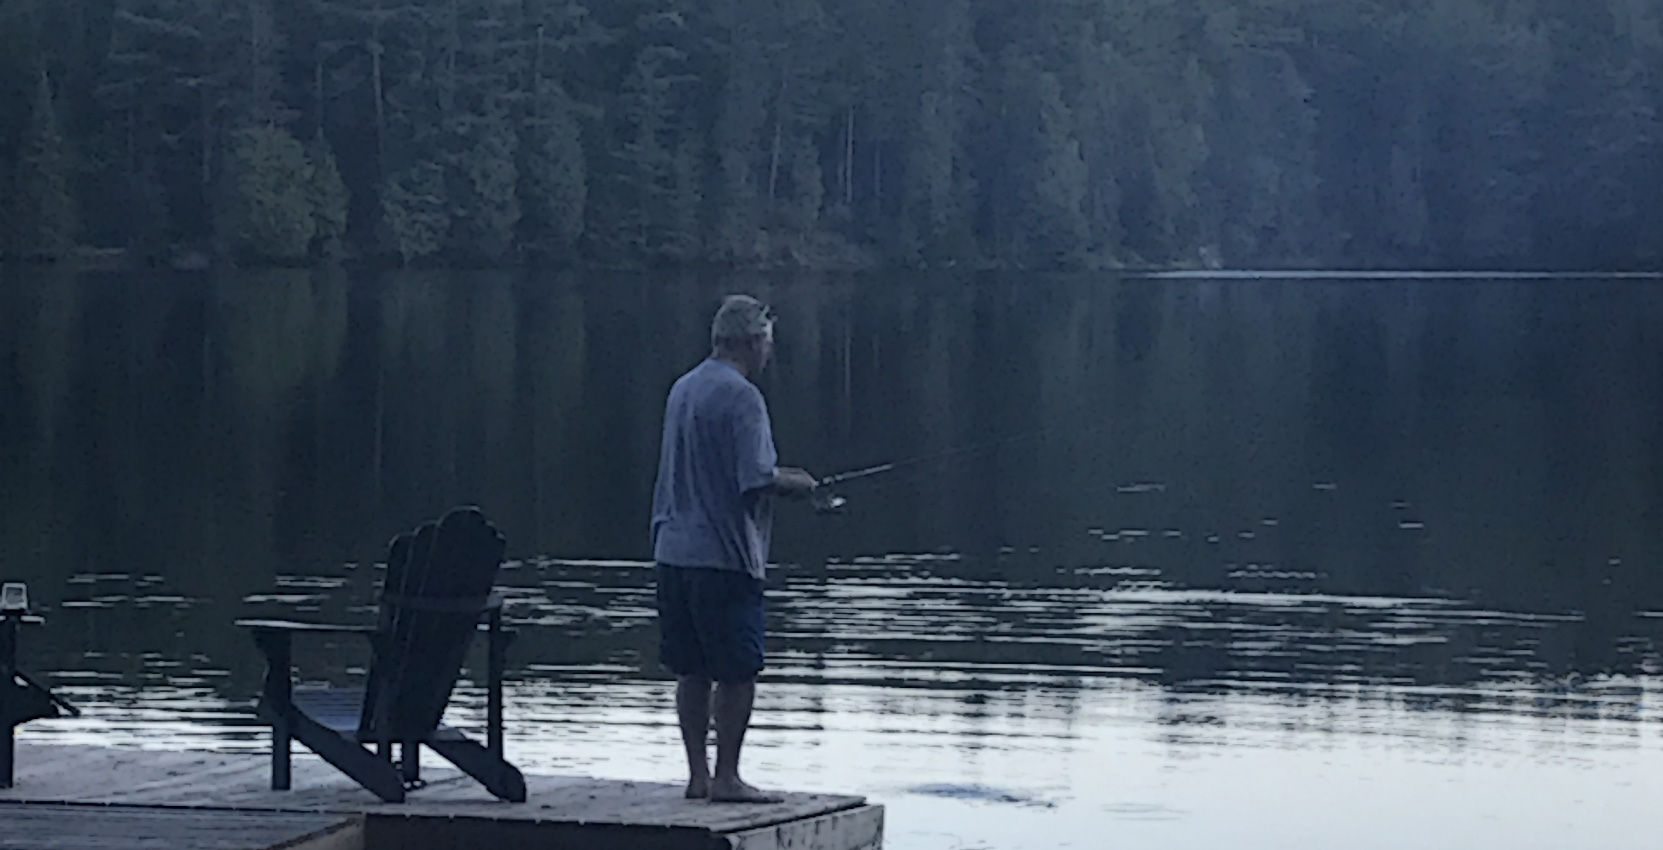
[5,270,1663,848]
[15,555,1663,845]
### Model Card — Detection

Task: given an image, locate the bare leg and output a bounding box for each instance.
[709,679,782,803]
[676,675,713,799]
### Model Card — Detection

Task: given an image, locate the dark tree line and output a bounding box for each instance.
[0,0,1659,270]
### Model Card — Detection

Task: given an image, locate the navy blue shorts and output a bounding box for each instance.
[655,564,767,684]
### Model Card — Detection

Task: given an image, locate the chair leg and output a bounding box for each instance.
[401,740,420,784]
[487,611,507,758]
[256,633,294,792]
[1,724,14,790]
[289,711,406,803]
[272,719,291,791]
[428,736,526,803]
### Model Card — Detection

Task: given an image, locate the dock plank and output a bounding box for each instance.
[0,803,353,850]
[3,744,872,837]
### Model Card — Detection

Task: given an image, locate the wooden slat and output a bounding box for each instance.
[722,805,884,850]
[293,688,364,734]
[0,803,351,850]
[287,689,467,744]
[366,509,505,742]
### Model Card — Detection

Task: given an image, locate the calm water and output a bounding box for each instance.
[4,269,1663,849]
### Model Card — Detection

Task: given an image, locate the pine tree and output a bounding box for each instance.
[784,132,821,238]
[900,0,977,263]
[710,8,769,262]
[516,1,603,261]
[14,72,80,260]
[993,52,1088,268]
[521,80,588,260]
[450,107,521,264]
[444,0,526,263]
[307,134,350,259]
[1201,40,1322,264]
[665,130,704,262]
[593,35,696,265]
[100,0,240,245]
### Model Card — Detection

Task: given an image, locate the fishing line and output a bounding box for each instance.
[831,413,1122,481]
[811,417,1120,512]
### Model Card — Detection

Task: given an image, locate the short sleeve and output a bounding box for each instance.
[733,386,779,494]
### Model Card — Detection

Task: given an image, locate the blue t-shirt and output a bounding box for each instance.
[650,358,779,579]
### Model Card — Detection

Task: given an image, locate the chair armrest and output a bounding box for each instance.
[236,619,379,636]
[238,620,381,668]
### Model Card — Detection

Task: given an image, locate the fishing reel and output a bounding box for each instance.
[808,463,892,515]
[811,488,849,514]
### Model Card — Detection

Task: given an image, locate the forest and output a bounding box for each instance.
[0,0,1658,271]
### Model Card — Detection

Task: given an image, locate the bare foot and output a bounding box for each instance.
[709,777,784,804]
[685,775,712,800]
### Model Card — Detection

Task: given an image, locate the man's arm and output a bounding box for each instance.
[734,388,815,499]
[773,467,818,499]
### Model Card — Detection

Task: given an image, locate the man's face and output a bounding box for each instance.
[753,322,776,373]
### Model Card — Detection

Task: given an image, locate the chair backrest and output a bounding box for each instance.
[356,507,506,742]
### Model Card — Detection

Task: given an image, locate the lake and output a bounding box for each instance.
[3,268,1662,849]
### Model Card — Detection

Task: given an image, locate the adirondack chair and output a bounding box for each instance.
[237,507,526,804]
[1,583,81,789]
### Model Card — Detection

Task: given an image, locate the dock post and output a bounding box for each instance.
[0,611,16,788]
[0,718,11,789]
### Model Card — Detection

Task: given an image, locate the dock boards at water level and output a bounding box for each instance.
[0,744,883,850]
[0,803,358,850]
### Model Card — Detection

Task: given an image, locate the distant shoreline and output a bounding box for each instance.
[4,246,1661,278]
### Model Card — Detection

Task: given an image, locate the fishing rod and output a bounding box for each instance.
[811,464,894,513]
[819,463,896,488]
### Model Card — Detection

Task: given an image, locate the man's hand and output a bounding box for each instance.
[775,467,818,499]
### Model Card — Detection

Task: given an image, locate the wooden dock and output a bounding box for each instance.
[0,744,883,850]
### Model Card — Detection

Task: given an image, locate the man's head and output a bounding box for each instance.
[710,294,775,377]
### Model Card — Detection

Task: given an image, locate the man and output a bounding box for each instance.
[650,294,818,804]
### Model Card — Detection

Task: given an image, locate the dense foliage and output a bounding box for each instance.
[0,0,1658,269]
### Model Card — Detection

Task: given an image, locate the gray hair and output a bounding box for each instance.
[710,294,774,349]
